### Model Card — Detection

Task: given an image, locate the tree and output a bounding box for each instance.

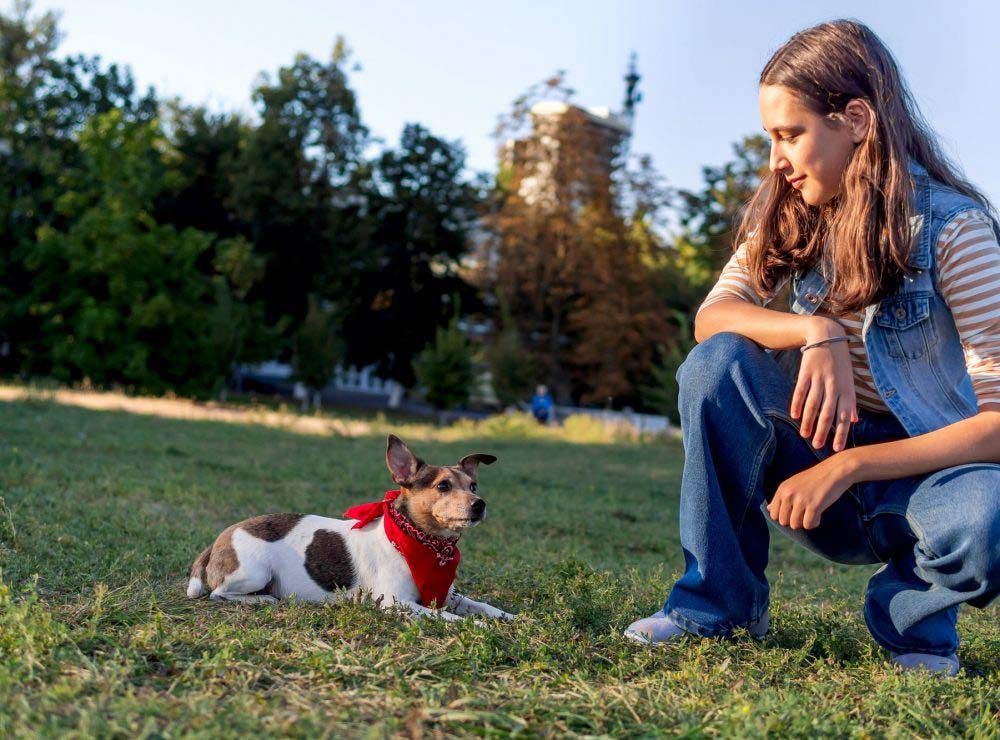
[227,43,370,334]
[413,317,475,411]
[154,103,248,240]
[482,73,672,407]
[641,310,697,424]
[341,123,482,386]
[567,206,674,406]
[484,316,535,407]
[0,1,158,375]
[637,136,769,419]
[26,110,265,394]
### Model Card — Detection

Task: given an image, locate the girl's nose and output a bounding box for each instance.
[769,147,789,175]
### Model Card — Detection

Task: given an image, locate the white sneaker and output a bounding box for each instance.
[624,610,769,644]
[891,651,959,677]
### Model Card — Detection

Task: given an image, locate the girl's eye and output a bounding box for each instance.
[436,481,451,492]
[470,482,477,493]
[782,134,799,143]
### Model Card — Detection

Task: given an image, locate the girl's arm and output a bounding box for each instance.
[839,411,1000,483]
[769,411,1000,531]
[695,297,843,348]
[696,246,858,449]
[697,298,859,451]
[771,209,1000,529]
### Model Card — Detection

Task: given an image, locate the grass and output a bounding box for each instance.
[0,391,998,737]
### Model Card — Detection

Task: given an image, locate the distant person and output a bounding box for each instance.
[624,20,1000,677]
[530,384,553,425]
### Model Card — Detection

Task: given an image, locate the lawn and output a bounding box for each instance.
[1,390,998,737]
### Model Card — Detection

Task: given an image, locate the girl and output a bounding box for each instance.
[624,20,1000,676]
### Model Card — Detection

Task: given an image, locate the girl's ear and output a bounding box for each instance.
[843,98,873,144]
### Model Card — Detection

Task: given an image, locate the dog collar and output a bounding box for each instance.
[385,499,459,566]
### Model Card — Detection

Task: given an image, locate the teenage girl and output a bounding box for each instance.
[625,19,1000,676]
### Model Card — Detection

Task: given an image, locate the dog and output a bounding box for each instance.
[186,434,514,621]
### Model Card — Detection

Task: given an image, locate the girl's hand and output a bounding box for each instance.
[767,453,857,529]
[792,319,858,452]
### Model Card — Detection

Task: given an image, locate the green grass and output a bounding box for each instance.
[1,395,998,737]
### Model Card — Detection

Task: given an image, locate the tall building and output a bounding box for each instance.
[500,55,641,211]
[501,101,631,210]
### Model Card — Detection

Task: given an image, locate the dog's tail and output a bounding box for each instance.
[187,545,212,598]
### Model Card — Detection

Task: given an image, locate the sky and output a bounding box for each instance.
[29,0,1000,210]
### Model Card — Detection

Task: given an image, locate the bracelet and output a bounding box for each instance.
[800,335,850,353]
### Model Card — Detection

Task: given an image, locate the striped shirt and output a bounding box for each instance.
[699,210,1000,412]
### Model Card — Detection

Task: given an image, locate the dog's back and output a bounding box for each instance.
[187,513,419,605]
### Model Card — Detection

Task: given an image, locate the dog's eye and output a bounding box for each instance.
[436,481,451,492]
[470,482,477,493]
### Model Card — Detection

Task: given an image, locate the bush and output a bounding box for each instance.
[448,411,547,440]
[413,318,475,410]
[292,296,344,398]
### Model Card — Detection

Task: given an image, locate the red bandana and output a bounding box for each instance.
[343,490,460,608]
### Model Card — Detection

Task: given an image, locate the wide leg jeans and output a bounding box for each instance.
[664,332,1000,655]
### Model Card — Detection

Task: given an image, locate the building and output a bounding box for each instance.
[501,101,631,210]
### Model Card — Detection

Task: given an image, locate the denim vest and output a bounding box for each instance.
[779,164,987,437]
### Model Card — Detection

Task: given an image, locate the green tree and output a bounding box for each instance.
[27,110,265,394]
[413,318,474,411]
[0,1,158,375]
[637,136,768,419]
[640,310,697,424]
[227,43,370,333]
[342,123,482,385]
[154,103,248,240]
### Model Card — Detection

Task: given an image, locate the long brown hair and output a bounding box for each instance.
[739,19,998,313]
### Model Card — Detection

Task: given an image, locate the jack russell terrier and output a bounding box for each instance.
[186,434,515,621]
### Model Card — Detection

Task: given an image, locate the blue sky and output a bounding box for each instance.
[31,0,1000,209]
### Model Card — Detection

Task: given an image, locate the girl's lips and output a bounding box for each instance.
[788,176,806,189]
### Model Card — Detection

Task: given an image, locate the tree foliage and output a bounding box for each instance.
[292,295,344,396]
[484,316,535,407]
[341,123,482,385]
[0,4,767,413]
[27,110,267,394]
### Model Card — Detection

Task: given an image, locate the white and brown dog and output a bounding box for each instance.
[186,435,514,621]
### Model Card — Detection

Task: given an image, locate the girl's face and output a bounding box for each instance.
[759,84,862,207]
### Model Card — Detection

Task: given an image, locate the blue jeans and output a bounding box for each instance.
[664,332,1000,655]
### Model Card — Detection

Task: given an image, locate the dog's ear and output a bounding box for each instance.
[386,435,424,486]
[458,453,497,479]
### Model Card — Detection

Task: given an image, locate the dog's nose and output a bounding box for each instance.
[471,498,486,519]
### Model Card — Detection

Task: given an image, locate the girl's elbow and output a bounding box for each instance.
[693,312,712,344]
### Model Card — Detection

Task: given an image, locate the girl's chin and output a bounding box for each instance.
[799,188,829,207]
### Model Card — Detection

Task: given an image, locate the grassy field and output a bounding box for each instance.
[1,390,998,737]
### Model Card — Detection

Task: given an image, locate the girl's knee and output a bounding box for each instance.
[916,469,1000,587]
[677,332,767,401]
